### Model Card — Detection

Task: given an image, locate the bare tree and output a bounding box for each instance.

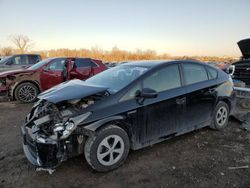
[9,34,33,53]
[1,47,13,56]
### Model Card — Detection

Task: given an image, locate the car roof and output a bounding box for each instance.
[121,60,203,68]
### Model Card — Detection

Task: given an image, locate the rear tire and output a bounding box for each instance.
[84,125,130,172]
[14,82,39,103]
[210,101,229,130]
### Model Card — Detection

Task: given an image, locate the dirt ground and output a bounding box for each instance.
[0,102,250,188]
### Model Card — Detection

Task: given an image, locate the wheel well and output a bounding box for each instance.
[12,81,40,99]
[220,98,231,112]
[95,120,132,139]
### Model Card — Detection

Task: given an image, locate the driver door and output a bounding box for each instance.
[124,64,186,145]
[40,58,66,91]
[140,64,186,143]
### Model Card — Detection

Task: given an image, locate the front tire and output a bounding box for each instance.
[14,82,39,103]
[210,101,229,130]
[84,125,130,172]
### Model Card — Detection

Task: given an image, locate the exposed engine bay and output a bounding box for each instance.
[22,91,108,171]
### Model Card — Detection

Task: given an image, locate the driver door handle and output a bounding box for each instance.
[176,97,186,105]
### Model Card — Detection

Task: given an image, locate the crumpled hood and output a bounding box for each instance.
[38,79,108,103]
[238,38,250,59]
[0,69,32,77]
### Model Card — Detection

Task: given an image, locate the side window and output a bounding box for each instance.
[47,59,65,71]
[143,65,181,92]
[29,55,41,64]
[121,83,141,101]
[74,59,97,68]
[207,67,218,79]
[183,64,208,85]
[13,55,29,65]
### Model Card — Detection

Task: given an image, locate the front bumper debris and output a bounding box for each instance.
[21,126,62,169]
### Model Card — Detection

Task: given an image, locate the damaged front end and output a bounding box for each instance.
[0,76,13,100]
[0,70,37,101]
[21,87,108,171]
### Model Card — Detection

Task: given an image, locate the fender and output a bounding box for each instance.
[83,115,125,133]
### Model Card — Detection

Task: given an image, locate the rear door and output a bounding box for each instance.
[181,63,218,130]
[40,58,66,90]
[70,58,98,80]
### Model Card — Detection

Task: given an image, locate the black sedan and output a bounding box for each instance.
[21,60,234,172]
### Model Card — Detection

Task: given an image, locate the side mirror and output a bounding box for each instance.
[135,88,158,104]
[138,88,158,98]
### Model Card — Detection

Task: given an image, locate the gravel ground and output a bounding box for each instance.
[0,102,250,188]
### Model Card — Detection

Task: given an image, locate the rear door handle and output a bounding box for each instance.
[176,97,186,105]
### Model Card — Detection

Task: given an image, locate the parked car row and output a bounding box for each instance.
[1,38,249,104]
[0,57,106,103]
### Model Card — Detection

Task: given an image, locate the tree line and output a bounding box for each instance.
[0,35,237,63]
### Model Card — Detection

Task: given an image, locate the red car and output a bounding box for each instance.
[0,57,107,103]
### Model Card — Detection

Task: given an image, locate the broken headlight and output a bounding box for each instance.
[60,121,76,139]
[54,112,92,140]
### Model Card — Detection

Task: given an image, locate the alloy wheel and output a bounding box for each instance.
[97,135,125,166]
[216,106,228,127]
[18,85,37,103]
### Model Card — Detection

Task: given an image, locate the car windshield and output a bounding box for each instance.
[85,65,149,94]
[27,59,51,70]
[0,56,11,64]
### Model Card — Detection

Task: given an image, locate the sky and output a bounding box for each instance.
[0,0,249,57]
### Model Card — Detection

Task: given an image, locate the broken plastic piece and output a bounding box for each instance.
[36,167,55,175]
